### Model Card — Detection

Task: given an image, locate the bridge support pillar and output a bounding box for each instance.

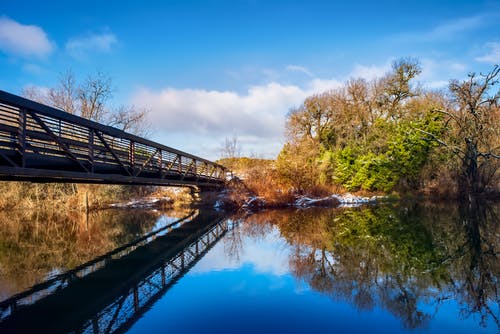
[191,186,224,208]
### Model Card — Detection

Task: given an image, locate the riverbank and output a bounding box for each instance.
[215,192,385,211]
[1,178,497,214]
[213,178,389,212]
[0,181,197,212]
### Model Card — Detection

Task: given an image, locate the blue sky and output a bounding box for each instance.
[1,0,499,159]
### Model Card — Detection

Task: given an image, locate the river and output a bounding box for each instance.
[0,201,498,333]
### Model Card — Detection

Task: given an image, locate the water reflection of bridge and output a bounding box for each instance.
[0,211,230,333]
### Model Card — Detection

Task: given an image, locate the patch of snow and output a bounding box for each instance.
[214,200,223,210]
[110,197,171,209]
[242,196,266,210]
[295,193,382,208]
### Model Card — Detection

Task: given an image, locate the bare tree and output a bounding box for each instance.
[221,135,241,159]
[21,70,151,137]
[108,105,151,137]
[22,86,49,105]
[48,70,78,114]
[448,65,500,197]
[377,58,421,120]
[286,92,336,144]
[78,71,112,122]
[419,65,500,197]
[23,70,78,114]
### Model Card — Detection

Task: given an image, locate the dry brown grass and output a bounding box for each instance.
[0,182,161,212]
[150,186,194,208]
[242,163,295,207]
[221,157,389,210]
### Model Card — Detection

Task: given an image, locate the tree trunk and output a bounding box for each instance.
[459,140,482,201]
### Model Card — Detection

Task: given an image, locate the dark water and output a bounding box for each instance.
[0,201,498,333]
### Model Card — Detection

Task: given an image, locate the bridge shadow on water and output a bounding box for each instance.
[0,209,230,334]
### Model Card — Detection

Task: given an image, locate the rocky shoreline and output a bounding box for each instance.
[109,197,173,209]
[215,191,384,212]
[295,193,383,207]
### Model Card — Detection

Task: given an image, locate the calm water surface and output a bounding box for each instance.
[0,202,498,333]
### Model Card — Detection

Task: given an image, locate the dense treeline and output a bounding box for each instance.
[277,59,499,198]
[220,59,499,203]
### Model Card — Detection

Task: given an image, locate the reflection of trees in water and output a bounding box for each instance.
[223,213,280,263]
[243,203,499,330]
[223,222,243,263]
[456,201,499,327]
[0,208,178,301]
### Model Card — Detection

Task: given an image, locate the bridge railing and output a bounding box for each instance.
[76,218,231,334]
[0,90,228,186]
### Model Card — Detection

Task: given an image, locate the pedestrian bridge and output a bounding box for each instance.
[0,90,228,188]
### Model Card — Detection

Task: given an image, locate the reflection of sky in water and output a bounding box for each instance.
[151,214,184,231]
[192,225,290,276]
[127,223,497,334]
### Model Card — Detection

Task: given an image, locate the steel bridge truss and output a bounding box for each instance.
[0,212,197,320]
[75,219,231,334]
[0,90,227,187]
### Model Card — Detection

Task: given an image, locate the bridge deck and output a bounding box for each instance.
[0,90,227,187]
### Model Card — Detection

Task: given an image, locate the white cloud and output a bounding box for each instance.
[306,78,343,93]
[191,226,290,276]
[475,42,500,63]
[131,77,347,159]
[0,17,54,57]
[419,58,441,82]
[22,63,46,75]
[425,80,449,89]
[132,83,303,137]
[449,62,467,72]
[425,15,484,40]
[393,14,487,43]
[66,32,117,59]
[419,58,467,89]
[349,62,391,81]
[131,57,467,159]
[286,65,314,77]
[21,84,51,104]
